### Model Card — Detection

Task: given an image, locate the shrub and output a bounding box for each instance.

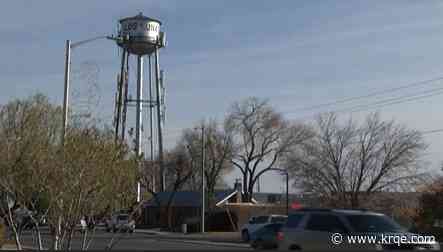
[415,179,443,242]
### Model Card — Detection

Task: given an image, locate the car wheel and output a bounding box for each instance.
[242,230,250,242]
[251,242,258,249]
[289,244,302,250]
[255,239,264,250]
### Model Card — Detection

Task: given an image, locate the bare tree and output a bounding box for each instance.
[139,145,196,230]
[180,120,235,210]
[285,112,428,208]
[225,97,313,202]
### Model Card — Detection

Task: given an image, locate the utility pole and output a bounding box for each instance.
[62,40,71,145]
[154,46,165,192]
[121,53,129,142]
[285,172,289,216]
[201,125,205,233]
[114,49,127,143]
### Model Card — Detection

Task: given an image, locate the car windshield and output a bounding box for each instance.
[267,223,283,232]
[287,214,304,228]
[345,214,405,233]
[254,216,269,224]
[256,223,282,234]
[271,216,287,223]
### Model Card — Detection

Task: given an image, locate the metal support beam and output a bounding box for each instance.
[136,55,144,202]
[148,55,156,193]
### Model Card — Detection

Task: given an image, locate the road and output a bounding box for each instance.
[19,229,251,250]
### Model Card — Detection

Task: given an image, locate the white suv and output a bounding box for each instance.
[105,213,135,233]
[278,209,440,250]
[241,214,287,242]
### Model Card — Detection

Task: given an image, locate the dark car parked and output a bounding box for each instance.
[278,208,440,251]
[250,223,284,250]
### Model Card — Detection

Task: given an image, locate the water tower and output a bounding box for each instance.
[111,12,167,201]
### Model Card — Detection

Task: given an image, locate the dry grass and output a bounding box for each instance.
[0,222,5,248]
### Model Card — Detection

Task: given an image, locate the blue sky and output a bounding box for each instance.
[1,0,443,193]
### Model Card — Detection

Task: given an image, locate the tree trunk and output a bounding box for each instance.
[6,207,22,250]
[242,176,249,202]
[81,228,88,250]
[34,223,43,250]
[246,180,255,203]
[53,216,62,250]
[67,228,74,251]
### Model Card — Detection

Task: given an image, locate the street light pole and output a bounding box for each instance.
[201,125,205,233]
[257,168,289,215]
[61,36,110,145]
[285,172,289,216]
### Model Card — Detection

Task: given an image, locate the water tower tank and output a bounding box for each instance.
[118,12,161,55]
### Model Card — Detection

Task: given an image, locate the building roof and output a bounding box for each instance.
[143,190,236,207]
[251,192,311,204]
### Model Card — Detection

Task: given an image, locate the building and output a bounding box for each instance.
[141,182,308,231]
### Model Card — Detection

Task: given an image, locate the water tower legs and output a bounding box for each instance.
[154,47,165,192]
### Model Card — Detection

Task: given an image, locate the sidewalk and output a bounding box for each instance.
[135,229,247,247]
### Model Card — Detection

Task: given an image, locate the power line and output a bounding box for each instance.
[347,90,443,113]
[129,76,443,143]
[422,129,443,135]
[161,88,443,139]
[288,76,443,112]
[289,86,443,120]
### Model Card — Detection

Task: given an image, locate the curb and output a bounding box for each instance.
[156,238,250,249]
[135,229,169,236]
